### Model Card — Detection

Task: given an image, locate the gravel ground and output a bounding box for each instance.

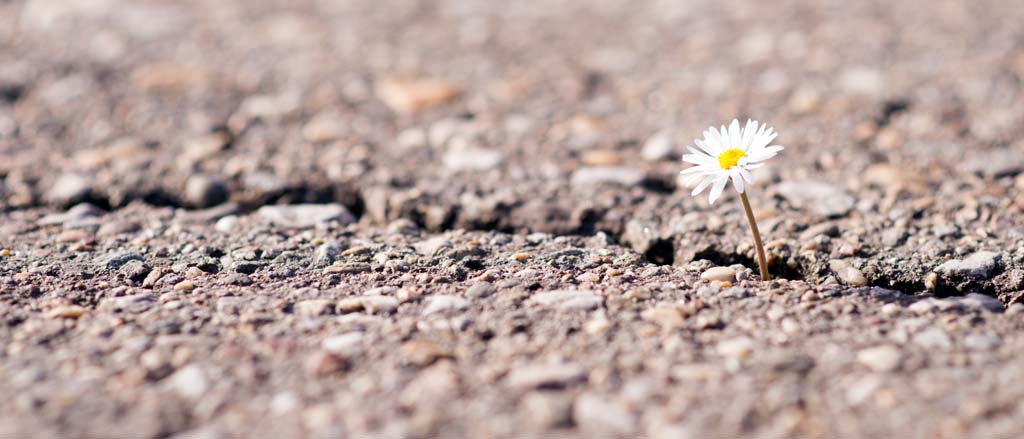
[2,0,1024,437]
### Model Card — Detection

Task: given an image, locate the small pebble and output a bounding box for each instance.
[830,259,868,287]
[935,251,1000,279]
[296,299,334,317]
[641,130,674,161]
[512,252,532,262]
[401,339,451,366]
[881,303,901,316]
[306,351,346,376]
[376,78,460,114]
[584,318,610,335]
[49,305,86,319]
[215,215,239,232]
[856,345,902,372]
[184,267,205,279]
[168,365,209,400]
[701,267,737,282]
[422,295,470,315]
[716,337,754,361]
[641,306,684,330]
[506,363,587,390]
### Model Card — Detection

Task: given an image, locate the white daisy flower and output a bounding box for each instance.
[680,119,784,204]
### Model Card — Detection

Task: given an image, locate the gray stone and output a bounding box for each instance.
[231,260,260,274]
[413,236,452,256]
[386,218,419,235]
[97,219,141,237]
[716,337,755,360]
[936,251,1000,279]
[46,173,92,205]
[467,282,495,298]
[528,290,603,311]
[520,392,573,430]
[214,215,239,232]
[103,252,145,270]
[302,110,346,143]
[183,174,229,208]
[641,306,685,329]
[119,260,151,283]
[881,228,907,247]
[856,345,901,372]
[959,293,1003,313]
[37,203,103,226]
[914,327,952,350]
[799,222,840,241]
[570,166,645,187]
[422,295,469,315]
[312,240,347,267]
[774,181,855,217]
[506,363,587,390]
[361,296,399,314]
[296,299,334,317]
[641,130,675,161]
[442,148,505,171]
[967,149,1024,178]
[622,219,659,254]
[175,203,239,225]
[258,204,356,229]
[337,296,399,314]
[216,297,245,316]
[907,298,940,314]
[242,171,286,198]
[104,293,156,313]
[964,334,1001,350]
[830,259,868,287]
[167,365,209,401]
[321,333,364,357]
[573,393,638,437]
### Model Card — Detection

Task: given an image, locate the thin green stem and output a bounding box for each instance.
[739,191,770,281]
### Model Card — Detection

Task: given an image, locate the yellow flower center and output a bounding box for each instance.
[717,148,746,169]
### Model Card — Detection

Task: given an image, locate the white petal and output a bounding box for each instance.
[744,153,776,164]
[708,174,729,204]
[693,139,717,156]
[738,167,754,184]
[683,173,706,186]
[749,129,777,152]
[728,119,741,148]
[691,176,715,196]
[744,145,784,163]
[682,153,718,166]
[741,120,758,151]
[680,165,714,175]
[730,169,745,193]
[706,128,727,153]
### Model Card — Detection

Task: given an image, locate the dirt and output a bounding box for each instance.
[2,0,1024,437]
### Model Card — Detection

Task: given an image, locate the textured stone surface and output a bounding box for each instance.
[3,1,1024,438]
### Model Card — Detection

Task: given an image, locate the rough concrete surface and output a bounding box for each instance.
[2,0,1024,437]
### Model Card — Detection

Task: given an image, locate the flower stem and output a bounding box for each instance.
[739,191,770,281]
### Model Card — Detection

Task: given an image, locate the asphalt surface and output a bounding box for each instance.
[2,0,1024,437]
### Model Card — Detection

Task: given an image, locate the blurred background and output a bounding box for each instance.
[1,0,1023,233]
